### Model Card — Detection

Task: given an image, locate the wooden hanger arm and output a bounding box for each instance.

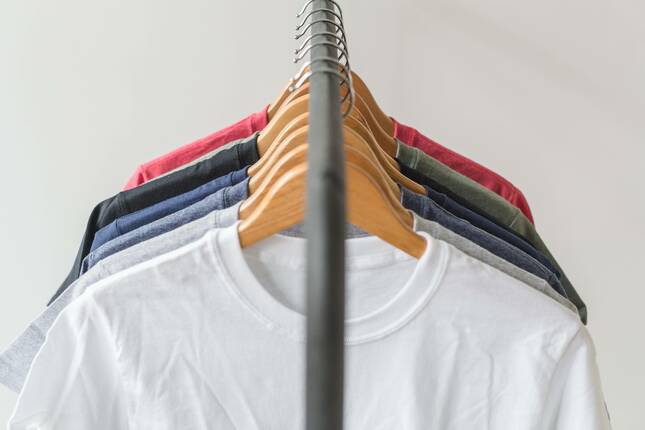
[239,161,425,259]
[350,71,394,135]
[247,143,404,222]
[239,164,307,248]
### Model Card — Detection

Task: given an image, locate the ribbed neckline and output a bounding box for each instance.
[207,223,449,345]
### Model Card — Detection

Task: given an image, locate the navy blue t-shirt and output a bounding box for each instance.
[423,185,560,278]
[90,167,248,252]
[401,187,567,299]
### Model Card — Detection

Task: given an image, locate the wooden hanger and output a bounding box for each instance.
[350,71,394,135]
[238,160,426,258]
[268,70,394,136]
[249,124,427,196]
[250,125,392,190]
[267,81,292,120]
[249,127,398,198]
[282,83,397,157]
[257,94,368,157]
[257,108,398,174]
[244,144,408,227]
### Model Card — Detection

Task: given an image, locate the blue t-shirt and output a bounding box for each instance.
[423,186,560,278]
[90,167,248,252]
[82,178,249,274]
[401,187,567,299]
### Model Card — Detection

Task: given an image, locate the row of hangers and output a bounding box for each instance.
[236,1,427,259]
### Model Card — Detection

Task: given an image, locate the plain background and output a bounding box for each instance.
[1,0,643,427]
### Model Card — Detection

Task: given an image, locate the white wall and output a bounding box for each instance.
[1,0,643,427]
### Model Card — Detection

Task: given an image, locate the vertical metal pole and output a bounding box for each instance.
[305,0,345,429]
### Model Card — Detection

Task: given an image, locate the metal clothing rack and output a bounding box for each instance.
[291,1,353,429]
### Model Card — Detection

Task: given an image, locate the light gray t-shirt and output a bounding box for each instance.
[0,206,575,393]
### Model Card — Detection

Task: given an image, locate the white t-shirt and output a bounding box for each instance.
[9,224,610,430]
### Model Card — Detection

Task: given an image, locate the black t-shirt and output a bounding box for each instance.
[48,134,259,304]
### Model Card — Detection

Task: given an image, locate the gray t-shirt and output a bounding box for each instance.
[0,206,575,393]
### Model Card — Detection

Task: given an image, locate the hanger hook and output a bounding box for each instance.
[292,56,351,86]
[293,68,354,118]
[295,31,348,56]
[289,61,354,118]
[295,8,344,32]
[293,41,349,65]
[295,18,345,41]
[297,0,343,20]
[289,58,349,90]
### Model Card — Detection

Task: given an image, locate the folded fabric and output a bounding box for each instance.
[122,107,534,222]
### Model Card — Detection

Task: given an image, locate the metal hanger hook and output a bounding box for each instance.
[289,64,355,117]
[293,41,349,65]
[295,8,344,32]
[291,56,351,84]
[291,68,354,117]
[295,31,348,56]
[295,18,345,41]
[297,0,343,20]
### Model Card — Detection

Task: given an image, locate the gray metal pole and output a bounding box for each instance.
[304,1,346,429]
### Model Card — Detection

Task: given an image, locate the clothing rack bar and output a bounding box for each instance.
[304,1,346,429]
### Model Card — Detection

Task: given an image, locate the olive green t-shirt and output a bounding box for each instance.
[396,143,586,323]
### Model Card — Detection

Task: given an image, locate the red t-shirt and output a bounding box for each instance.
[123,108,269,191]
[123,107,533,224]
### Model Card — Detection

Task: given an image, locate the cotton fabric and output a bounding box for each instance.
[122,110,534,222]
[1,206,575,395]
[392,118,534,223]
[9,225,609,429]
[397,144,587,323]
[46,134,259,305]
[82,178,249,273]
[401,187,567,298]
[123,109,269,190]
[423,184,559,276]
[0,204,240,393]
[150,137,585,321]
[83,179,563,305]
[90,167,248,252]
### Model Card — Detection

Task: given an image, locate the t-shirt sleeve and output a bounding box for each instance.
[123,165,145,190]
[8,296,128,430]
[541,327,612,430]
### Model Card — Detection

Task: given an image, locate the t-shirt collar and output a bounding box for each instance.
[208,223,449,345]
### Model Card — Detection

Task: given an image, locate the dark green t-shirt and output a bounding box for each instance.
[396,142,586,323]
